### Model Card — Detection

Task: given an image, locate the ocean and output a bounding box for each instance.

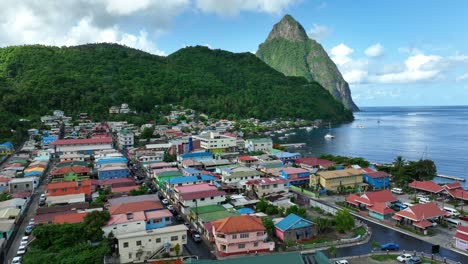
[273,106,468,187]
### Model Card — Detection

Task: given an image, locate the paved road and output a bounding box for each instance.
[184,235,215,260]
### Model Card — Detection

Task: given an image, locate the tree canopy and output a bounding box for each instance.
[378,156,437,187]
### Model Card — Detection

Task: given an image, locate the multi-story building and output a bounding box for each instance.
[53,138,113,157]
[9,177,39,194]
[173,183,226,214]
[103,209,173,236]
[45,179,92,197]
[212,215,274,257]
[279,167,310,186]
[244,138,273,153]
[246,178,288,197]
[315,169,363,191]
[117,129,134,150]
[192,132,237,153]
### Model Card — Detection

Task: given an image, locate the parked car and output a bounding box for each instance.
[21,236,29,243]
[427,219,438,226]
[416,194,428,200]
[28,218,35,226]
[459,215,468,221]
[167,205,174,211]
[20,240,28,247]
[443,206,460,217]
[381,242,400,250]
[334,260,349,264]
[419,197,431,204]
[192,233,202,243]
[406,256,422,264]
[24,225,33,235]
[391,188,404,194]
[12,256,21,264]
[397,253,413,262]
[161,199,169,205]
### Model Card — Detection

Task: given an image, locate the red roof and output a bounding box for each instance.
[444,188,468,201]
[454,231,468,242]
[0,177,10,183]
[246,178,287,186]
[355,190,397,206]
[409,180,443,193]
[97,177,134,186]
[53,212,88,224]
[362,168,375,173]
[180,190,226,200]
[457,225,468,234]
[368,203,395,215]
[239,156,258,162]
[366,171,391,179]
[392,214,402,221]
[281,167,309,175]
[51,166,90,176]
[111,185,139,193]
[412,219,432,229]
[346,194,361,206]
[444,182,462,190]
[109,200,163,215]
[395,202,445,221]
[212,215,265,234]
[295,157,334,168]
[53,137,112,145]
[46,179,92,191]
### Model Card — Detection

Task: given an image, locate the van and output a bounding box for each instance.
[393,202,408,211]
[403,202,414,207]
[419,197,431,204]
[446,218,461,226]
[444,207,460,217]
[391,188,403,194]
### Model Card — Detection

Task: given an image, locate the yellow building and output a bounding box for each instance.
[315,168,363,191]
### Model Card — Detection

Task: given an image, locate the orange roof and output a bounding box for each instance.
[395,202,445,221]
[368,203,395,215]
[346,194,361,206]
[212,215,265,234]
[409,180,443,193]
[355,190,397,206]
[51,166,90,176]
[46,179,92,190]
[0,177,9,183]
[412,219,432,229]
[109,200,163,215]
[53,212,88,224]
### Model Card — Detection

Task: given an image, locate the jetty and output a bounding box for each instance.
[436,174,466,182]
[280,143,306,148]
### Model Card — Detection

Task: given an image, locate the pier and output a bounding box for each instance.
[436,174,466,182]
[280,143,306,148]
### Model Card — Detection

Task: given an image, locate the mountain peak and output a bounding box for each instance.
[266,14,308,42]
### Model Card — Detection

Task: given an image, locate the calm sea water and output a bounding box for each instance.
[274,106,468,187]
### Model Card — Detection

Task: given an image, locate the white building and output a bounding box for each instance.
[59,153,85,162]
[245,138,273,152]
[102,212,146,236]
[173,183,226,214]
[116,225,188,263]
[52,138,113,157]
[192,132,236,153]
[117,129,134,150]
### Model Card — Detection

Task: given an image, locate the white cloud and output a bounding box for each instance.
[456,73,468,82]
[330,43,354,66]
[364,43,384,57]
[194,0,298,15]
[307,24,331,40]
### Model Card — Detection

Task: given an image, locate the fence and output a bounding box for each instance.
[331,250,464,264]
[309,199,338,216]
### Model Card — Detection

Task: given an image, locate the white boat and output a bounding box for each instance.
[278,136,286,140]
[290,132,296,135]
[324,122,335,139]
[356,125,365,129]
[306,127,313,131]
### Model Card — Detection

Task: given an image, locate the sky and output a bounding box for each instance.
[1,0,468,107]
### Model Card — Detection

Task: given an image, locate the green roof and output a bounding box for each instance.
[186,252,304,264]
[226,170,263,178]
[198,210,239,223]
[248,138,273,143]
[56,161,87,168]
[190,205,225,215]
[155,171,183,177]
[269,149,282,154]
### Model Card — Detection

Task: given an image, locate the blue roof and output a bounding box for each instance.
[97,157,127,165]
[167,175,216,185]
[25,171,43,177]
[182,167,202,175]
[180,152,212,158]
[0,142,13,149]
[274,152,301,159]
[275,213,314,231]
[237,208,255,215]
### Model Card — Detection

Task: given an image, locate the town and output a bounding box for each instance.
[0,107,467,264]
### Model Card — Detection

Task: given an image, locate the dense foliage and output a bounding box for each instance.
[0,44,353,144]
[23,211,110,264]
[319,154,370,168]
[378,156,437,187]
[334,209,355,233]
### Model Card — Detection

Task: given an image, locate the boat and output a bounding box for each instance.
[290,132,296,135]
[324,122,335,139]
[278,136,286,140]
[356,125,365,129]
[306,127,313,132]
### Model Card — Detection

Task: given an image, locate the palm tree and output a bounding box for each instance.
[394,156,405,171]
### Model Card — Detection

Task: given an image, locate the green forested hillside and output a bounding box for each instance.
[0,43,353,142]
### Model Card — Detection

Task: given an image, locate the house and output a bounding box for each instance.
[178,152,213,162]
[0,142,14,156]
[45,179,92,197]
[201,159,232,171]
[444,188,468,202]
[165,175,216,190]
[408,180,444,194]
[0,198,27,212]
[181,252,308,264]
[280,167,310,186]
[117,129,134,150]
[115,224,188,263]
[367,203,395,220]
[107,194,159,207]
[53,137,113,157]
[274,152,301,163]
[246,178,288,197]
[109,200,164,215]
[275,213,315,242]
[181,168,203,177]
[0,220,15,240]
[46,193,86,206]
[244,138,273,152]
[346,190,397,220]
[173,183,226,214]
[362,169,391,190]
[189,205,240,236]
[9,177,39,194]
[315,169,363,191]
[192,132,237,153]
[59,153,85,162]
[53,212,88,224]
[98,164,130,180]
[103,211,147,236]
[51,166,90,178]
[454,226,468,251]
[295,157,334,172]
[211,215,274,257]
[392,202,445,234]
[238,156,258,166]
[221,169,263,188]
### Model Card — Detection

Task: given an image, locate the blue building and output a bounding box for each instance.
[0,142,14,155]
[182,167,202,176]
[363,170,391,190]
[279,167,310,186]
[274,152,301,163]
[98,165,130,180]
[96,157,128,167]
[275,213,315,242]
[145,209,173,230]
[178,152,213,162]
[41,136,57,147]
[166,175,216,188]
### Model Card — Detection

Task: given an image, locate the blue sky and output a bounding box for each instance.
[1,0,468,107]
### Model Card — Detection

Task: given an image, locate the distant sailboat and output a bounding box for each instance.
[324,122,335,139]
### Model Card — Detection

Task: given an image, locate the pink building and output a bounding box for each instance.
[455,226,468,251]
[211,215,274,257]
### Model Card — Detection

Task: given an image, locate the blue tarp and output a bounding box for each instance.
[237,208,255,215]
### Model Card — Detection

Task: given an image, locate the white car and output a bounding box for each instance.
[416,194,428,200]
[419,197,431,204]
[397,253,412,262]
[12,256,21,264]
[167,205,174,211]
[28,218,35,226]
[21,236,29,242]
[16,249,26,256]
[20,240,28,247]
[335,260,348,264]
[161,199,169,205]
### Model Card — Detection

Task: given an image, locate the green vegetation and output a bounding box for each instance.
[313,217,333,235]
[262,217,275,237]
[378,156,437,186]
[353,226,366,236]
[371,241,381,250]
[319,154,370,168]
[370,254,398,261]
[335,201,359,212]
[334,209,355,233]
[129,185,148,196]
[0,193,11,202]
[23,211,110,264]
[0,43,354,143]
[285,205,307,218]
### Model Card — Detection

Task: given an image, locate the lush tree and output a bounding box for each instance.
[328,246,337,258]
[313,217,332,234]
[285,205,307,218]
[174,243,181,256]
[262,217,275,237]
[129,186,148,196]
[140,127,154,139]
[334,209,355,233]
[83,211,111,242]
[256,198,269,212]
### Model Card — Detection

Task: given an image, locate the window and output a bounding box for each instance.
[201,198,205,201]
[238,244,245,249]
[136,240,141,246]
[232,234,237,239]
[210,197,214,200]
[171,236,178,241]
[156,238,161,243]
[128,253,132,259]
[254,242,258,247]
[26,184,30,188]
[182,234,187,240]
[123,242,129,248]
[273,184,278,188]
[240,233,249,239]
[193,199,196,202]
